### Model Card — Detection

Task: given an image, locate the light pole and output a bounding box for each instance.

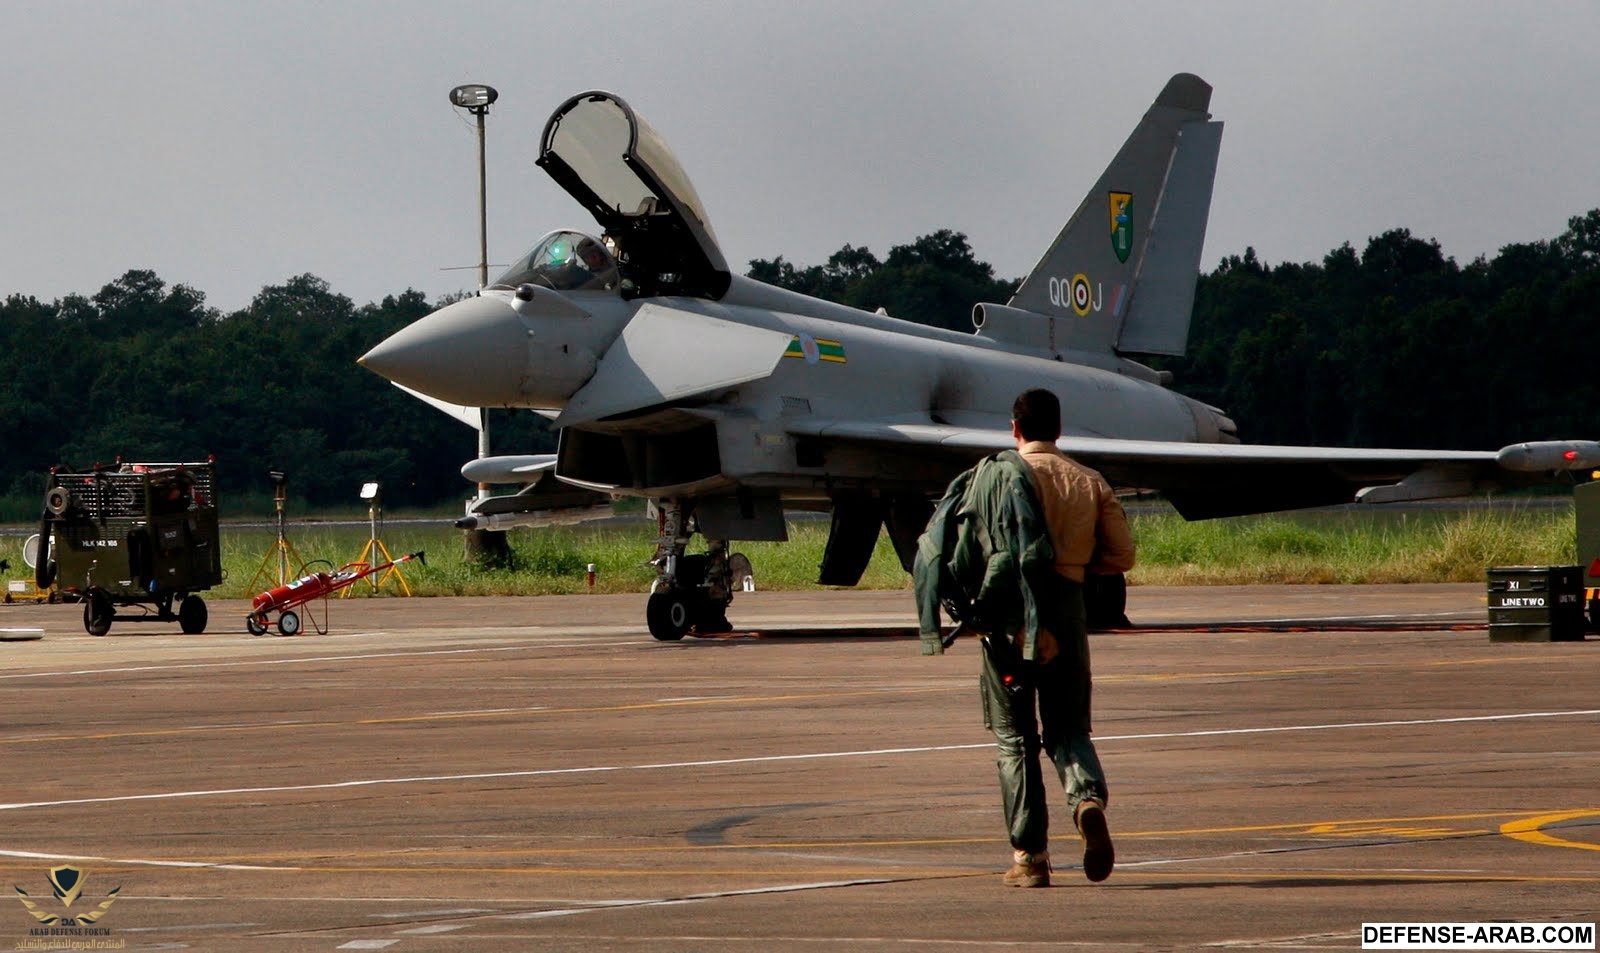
[448,83,510,566]
[448,83,498,289]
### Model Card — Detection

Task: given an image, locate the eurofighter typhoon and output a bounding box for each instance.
[360,74,1599,639]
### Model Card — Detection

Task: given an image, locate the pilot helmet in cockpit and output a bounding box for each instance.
[490,229,619,293]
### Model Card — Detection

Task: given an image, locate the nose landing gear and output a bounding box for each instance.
[645,499,746,641]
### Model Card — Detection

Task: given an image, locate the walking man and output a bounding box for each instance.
[916,387,1135,887]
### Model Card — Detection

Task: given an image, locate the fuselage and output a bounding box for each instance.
[359,273,1235,501]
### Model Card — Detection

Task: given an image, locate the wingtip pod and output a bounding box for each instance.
[1155,73,1212,114]
[1495,440,1600,472]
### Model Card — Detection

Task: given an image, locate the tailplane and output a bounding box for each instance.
[1008,73,1222,358]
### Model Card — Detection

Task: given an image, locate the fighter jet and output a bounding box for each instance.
[360,73,1600,640]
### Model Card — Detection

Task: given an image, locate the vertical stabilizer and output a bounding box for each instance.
[1008,73,1222,358]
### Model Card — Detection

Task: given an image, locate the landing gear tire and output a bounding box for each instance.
[246,614,268,637]
[178,595,208,634]
[83,590,113,637]
[276,609,302,637]
[647,589,692,641]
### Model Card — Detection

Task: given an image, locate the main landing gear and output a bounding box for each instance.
[645,499,751,641]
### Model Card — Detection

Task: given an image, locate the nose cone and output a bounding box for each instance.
[359,296,529,407]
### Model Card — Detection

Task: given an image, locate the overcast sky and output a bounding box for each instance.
[6,1,1597,314]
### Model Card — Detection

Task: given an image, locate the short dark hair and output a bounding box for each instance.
[1012,388,1061,442]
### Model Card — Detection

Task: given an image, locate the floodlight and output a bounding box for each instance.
[360,482,380,501]
[448,82,499,292]
[449,84,498,110]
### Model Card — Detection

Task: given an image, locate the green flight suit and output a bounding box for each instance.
[914,450,1108,855]
[980,571,1107,855]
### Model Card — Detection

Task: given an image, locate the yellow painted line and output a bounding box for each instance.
[1132,809,1547,838]
[28,862,1592,886]
[1102,652,1590,685]
[197,864,966,877]
[0,686,946,748]
[39,809,1573,868]
[0,858,1595,885]
[1500,809,1600,852]
[8,647,1591,749]
[1117,870,1600,884]
[8,807,1598,880]
[1424,653,1591,668]
[1102,665,1361,683]
[4,649,1594,750]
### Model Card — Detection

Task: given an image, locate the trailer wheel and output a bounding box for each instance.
[83,590,113,637]
[178,595,208,634]
[276,609,301,637]
[33,514,55,590]
[246,614,267,637]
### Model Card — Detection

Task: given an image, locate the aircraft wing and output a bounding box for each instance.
[555,304,795,428]
[392,382,482,430]
[785,418,1599,519]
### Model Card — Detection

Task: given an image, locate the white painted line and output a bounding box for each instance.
[2,708,1593,814]
[1097,708,1600,742]
[421,707,547,716]
[0,640,644,681]
[500,879,895,920]
[396,923,469,934]
[372,909,497,918]
[116,922,264,933]
[338,942,399,950]
[0,847,291,871]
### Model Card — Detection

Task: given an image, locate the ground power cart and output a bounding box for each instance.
[37,461,223,635]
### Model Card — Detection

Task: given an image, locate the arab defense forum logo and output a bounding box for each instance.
[14,865,120,927]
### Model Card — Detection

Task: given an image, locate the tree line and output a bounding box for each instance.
[3,211,1596,514]
[0,273,548,515]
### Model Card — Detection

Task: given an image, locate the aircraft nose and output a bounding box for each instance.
[359,295,529,407]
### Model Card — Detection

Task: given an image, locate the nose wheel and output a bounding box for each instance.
[645,498,743,641]
[647,589,693,641]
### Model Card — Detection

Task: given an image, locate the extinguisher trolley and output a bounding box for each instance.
[247,551,424,636]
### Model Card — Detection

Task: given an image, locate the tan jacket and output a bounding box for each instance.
[1017,441,1136,583]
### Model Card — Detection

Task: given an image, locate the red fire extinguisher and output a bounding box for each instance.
[252,571,334,615]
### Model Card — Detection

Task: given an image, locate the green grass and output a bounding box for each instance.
[213,519,915,597]
[0,505,1578,599]
[1126,507,1576,585]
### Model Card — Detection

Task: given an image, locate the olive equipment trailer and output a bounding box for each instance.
[37,460,223,635]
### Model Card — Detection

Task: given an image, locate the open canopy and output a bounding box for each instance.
[537,91,731,299]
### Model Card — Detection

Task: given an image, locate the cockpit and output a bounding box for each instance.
[489,230,620,294]
[535,91,732,300]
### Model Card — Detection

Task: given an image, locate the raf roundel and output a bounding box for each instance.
[1071,274,1093,316]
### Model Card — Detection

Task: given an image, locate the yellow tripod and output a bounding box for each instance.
[343,484,411,597]
[246,476,306,592]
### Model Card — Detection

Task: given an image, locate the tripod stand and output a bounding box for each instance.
[247,473,306,593]
[343,483,411,597]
